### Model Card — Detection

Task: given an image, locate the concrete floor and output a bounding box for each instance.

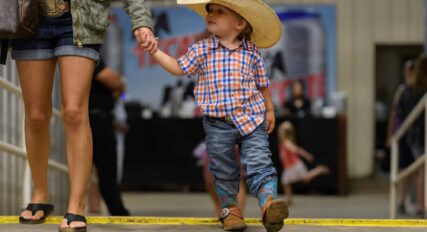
[119,178,393,219]
[2,178,426,231]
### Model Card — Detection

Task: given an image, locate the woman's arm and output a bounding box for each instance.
[122,0,153,31]
[96,67,123,91]
[122,0,158,53]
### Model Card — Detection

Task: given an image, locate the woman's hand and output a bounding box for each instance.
[134,27,158,54]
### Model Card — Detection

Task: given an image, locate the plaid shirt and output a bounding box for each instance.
[178,36,269,136]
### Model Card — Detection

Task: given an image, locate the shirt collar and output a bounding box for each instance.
[207,35,255,51]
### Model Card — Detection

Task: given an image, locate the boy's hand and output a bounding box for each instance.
[265,110,275,134]
[134,27,158,54]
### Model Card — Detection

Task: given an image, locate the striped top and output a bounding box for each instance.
[178,35,269,136]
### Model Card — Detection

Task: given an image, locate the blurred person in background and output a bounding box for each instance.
[277,121,329,205]
[283,80,311,118]
[159,86,173,117]
[385,60,416,215]
[179,81,200,118]
[397,54,427,218]
[88,59,130,216]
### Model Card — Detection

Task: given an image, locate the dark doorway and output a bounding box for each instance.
[374,44,423,173]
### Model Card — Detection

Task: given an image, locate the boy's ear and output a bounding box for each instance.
[236,19,247,31]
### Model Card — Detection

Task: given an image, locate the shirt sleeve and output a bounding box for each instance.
[122,0,154,31]
[253,54,270,88]
[177,43,202,77]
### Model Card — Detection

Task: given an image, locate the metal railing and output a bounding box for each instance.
[390,93,427,218]
[0,57,69,215]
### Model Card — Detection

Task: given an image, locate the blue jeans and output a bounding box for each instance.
[203,116,277,207]
[11,12,100,61]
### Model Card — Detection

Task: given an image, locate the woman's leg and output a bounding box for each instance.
[16,60,56,220]
[57,56,95,229]
[88,168,102,214]
[398,177,410,214]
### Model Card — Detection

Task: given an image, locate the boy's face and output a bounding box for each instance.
[205,4,246,39]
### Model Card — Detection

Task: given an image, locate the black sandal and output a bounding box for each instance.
[59,213,87,232]
[19,203,54,224]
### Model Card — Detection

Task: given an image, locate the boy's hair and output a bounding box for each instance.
[237,17,253,41]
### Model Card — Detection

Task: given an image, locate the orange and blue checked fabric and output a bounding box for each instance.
[177,36,269,136]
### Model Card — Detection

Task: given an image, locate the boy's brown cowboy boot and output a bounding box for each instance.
[219,206,247,231]
[261,196,289,232]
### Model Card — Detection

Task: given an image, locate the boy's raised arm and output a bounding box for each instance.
[152,49,185,77]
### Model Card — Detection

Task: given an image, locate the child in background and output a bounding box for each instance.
[144,0,288,231]
[277,121,329,205]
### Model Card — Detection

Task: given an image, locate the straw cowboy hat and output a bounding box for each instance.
[177,0,282,48]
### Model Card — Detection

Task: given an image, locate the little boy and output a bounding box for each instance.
[145,0,288,231]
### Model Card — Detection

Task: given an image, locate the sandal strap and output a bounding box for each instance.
[64,213,87,226]
[26,203,54,216]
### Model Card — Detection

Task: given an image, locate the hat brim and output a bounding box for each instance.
[177,0,282,48]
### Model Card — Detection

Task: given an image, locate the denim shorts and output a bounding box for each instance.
[11,12,100,61]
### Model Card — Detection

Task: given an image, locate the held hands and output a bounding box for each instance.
[134,27,158,54]
[265,110,275,134]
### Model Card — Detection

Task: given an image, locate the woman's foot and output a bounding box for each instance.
[19,203,54,224]
[20,193,51,222]
[398,203,406,215]
[59,213,87,232]
[20,208,45,222]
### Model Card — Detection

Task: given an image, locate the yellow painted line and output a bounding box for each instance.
[286,218,427,227]
[1,216,427,227]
